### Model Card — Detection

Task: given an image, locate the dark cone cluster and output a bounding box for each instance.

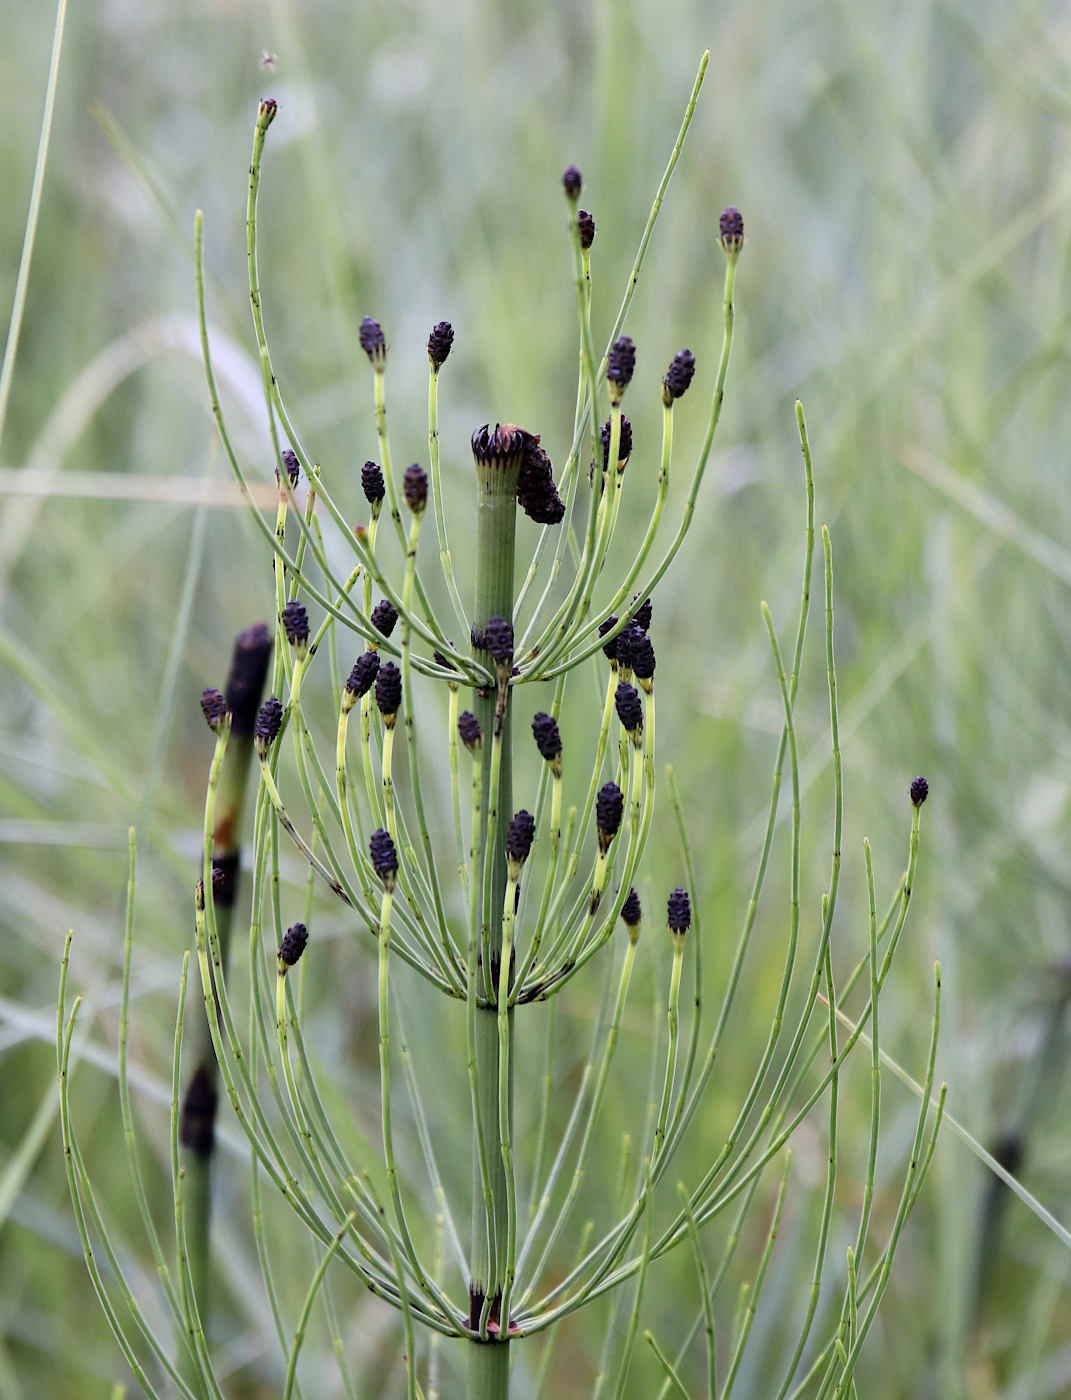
[472,422,528,468]
[517,436,566,524]
[282,599,309,649]
[562,165,582,199]
[615,681,643,740]
[630,632,656,689]
[403,464,428,514]
[910,775,929,807]
[279,448,300,486]
[599,616,620,662]
[427,321,454,370]
[607,336,636,403]
[577,210,595,249]
[371,599,399,639]
[596,782,624,853]
[614,621,642,673]
[278,922,309,968]
[662,349,696,405]
[369,828,398,890]
[621,888,642,931]
[601,415,633,472]
[359,316,388,369]
[667,887,691,936]
[472,424,565,526]
[506,809,536,865]
[345,649,380,700]
[255,696,284,753]
[200,687,229,733]
[719,206,744,254]
[225,623,273,736]
[362,461,385,506]
[483,616,515,667]
[375,662,402,723]
[531,712,562,769]
[458,711,482,751]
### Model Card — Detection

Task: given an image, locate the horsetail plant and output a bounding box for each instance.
[57,53,944,1400]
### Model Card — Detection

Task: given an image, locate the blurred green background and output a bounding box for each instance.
[3,0,1071,1395]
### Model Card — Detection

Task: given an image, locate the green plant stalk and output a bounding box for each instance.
[468,452,520,1395]
[117,834,185,1324]
[518,51,709,665]
[58,957,197,1400]
[171,954,224,1400]
[398,508,466,978]
[531,246,738,683]
[0,0,68,460]
[515,938,638,1300]
[677,1184,717,1400]
[179,625,271,1391]
[428,364,469,636]
[241,118,473,674]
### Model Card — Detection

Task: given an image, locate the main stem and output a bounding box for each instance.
[469,458,519,1399]
[181,625,271,1394]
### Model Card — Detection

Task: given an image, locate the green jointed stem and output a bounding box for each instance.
[428,366,470,637]
[468,446,519,1394]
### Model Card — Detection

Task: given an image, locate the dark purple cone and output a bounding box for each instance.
[531,712,562,765]
[577,210,595,249]
[458,711,482,751]
[427,321,454,370]
[630,632,656,686]
[362,461,385,505]
[371,599,399,639]
[599,616,619,662]
[200,688,229,732]
[375,661,402,720]
[278,922,309,967]
[345,650,380,698]
[281,599,309,649]
[910,775,929,807]
[596,782,624,852]
[615,621,644,674]
[359,317,387,368]
[471,422,528,468]
[621,888,642,929]
[369,828,398,889]
[601,415,633,472]
[255,696,284,752]
[403,464,428,514]
[667,887,691,936]
[483,616,514,667]
[607,336,636,392]
[719,206,744,253]
[279,448,300,486]
[632,596,652,633]
[224,624,273,738]
[506,809,536,865]
[517,435,566,525]
[615,681,643,736]
[662,349,696,404]
[562,165,582,198]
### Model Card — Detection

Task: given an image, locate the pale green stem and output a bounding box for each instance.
[468,451,519,1395]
